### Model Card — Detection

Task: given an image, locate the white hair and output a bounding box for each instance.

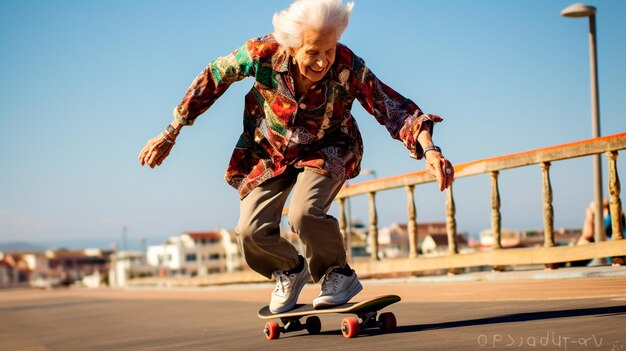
[273,0,355,49]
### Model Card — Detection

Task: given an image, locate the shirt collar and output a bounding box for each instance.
[273,48,290,73]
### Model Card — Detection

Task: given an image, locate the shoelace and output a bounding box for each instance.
[321,272,342,294]
[274,273,290,295]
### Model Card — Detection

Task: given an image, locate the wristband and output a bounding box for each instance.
[423,145,442,156]
[166,124,180,136]
[162,129,177,141]
[160,132,175,145]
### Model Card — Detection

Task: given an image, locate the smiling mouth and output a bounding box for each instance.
[310,67,324,73]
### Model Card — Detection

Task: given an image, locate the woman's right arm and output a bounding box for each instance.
[173,41,257,127]
[138,40,257,168]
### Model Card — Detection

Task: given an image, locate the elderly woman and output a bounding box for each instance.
[139,0,454,313]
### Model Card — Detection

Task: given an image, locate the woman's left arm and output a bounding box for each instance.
[347,48,453,190]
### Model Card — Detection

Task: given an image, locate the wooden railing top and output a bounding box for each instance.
[337,132,626,199]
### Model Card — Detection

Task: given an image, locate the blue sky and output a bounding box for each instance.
[1,0,625,249]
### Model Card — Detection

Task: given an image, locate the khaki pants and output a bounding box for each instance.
[236,168,346,282]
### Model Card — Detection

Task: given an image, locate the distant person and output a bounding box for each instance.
[138,0,453,313]
[572,200,625,267]
[578,200,625,245]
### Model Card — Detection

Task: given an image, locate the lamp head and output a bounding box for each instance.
[561,3,596,18]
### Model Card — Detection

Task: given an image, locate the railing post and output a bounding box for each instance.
[490,171,502,249]
[337,197,351,262]
[446,184,458,255]
[541,162,555,247]
[446,183,462,274]
[490,171,505,272]
[405,185,418,258]
[607,151,623,240]
[607,151,624,266]
[368,191,379,261]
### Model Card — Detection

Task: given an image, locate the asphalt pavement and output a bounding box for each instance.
[1,266,626,350]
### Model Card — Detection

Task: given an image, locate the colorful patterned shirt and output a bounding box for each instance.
[173,34,441,199]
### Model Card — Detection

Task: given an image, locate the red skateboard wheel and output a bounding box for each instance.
[378,312,397,333]
[341,317,360,338]
[264,321,280,340]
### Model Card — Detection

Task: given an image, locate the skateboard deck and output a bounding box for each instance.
[258,294,401,340]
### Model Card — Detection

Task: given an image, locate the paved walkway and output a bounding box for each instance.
[1,266,625,350]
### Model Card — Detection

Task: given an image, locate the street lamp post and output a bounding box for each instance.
[561,3,604,245]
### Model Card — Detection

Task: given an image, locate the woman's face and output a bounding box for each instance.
[290,28,338,84]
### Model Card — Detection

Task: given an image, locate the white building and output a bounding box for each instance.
[146,230,245,277]
[421,233,469,256]
[108,251,151,288]
[147,242,181,273]
[479,228,522,248]
[219,229,246,274]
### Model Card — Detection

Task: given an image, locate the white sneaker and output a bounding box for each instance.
[269,262,311,314]
[313,266,363,309]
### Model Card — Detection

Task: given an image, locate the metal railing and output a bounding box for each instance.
[337,132,626,277]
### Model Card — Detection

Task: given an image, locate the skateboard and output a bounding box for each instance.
[257,294,401,340]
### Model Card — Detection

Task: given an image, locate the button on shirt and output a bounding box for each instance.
[173,34,441,199]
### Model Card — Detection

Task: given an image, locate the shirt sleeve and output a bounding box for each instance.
[173,41,256,126]
[348,53,441,160]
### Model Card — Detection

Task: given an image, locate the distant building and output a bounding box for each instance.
[377,222,468,258]
[220,229,246,273]
[146,242,180,274]
[478,228,582,249]
[146,229,245,277]
[344,220,369,257]
[479,228,522,248]
[421,233,469,256]
[521,229,581,247]
[1,249,112,288]
[0,251,49,288]
[0,253,22,287]
[108,251,152,288]
[45,248,113,284]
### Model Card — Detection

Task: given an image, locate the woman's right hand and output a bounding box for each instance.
[138,134,175,168]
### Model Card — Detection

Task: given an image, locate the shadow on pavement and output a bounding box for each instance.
[0,300,109,312]
[398,305,626,334]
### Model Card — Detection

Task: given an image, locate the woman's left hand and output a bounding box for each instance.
[138,134,175,168]
[425,151,454,191]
